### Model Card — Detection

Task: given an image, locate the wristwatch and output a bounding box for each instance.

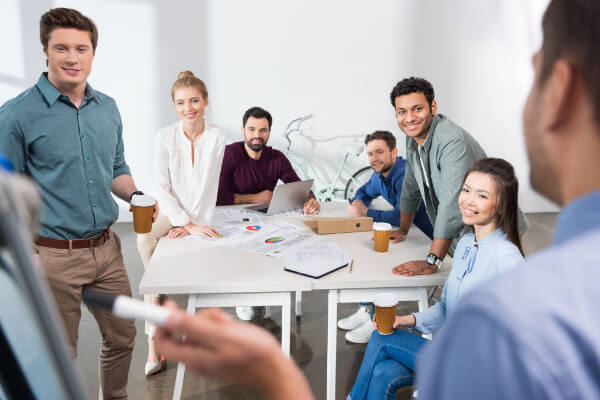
[425,253,443,271]
[129,190,144,202]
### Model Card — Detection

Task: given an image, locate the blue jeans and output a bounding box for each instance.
[348,329,427,400]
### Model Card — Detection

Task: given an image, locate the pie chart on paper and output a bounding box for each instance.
[246,225,262,231]
[265,236,285,244]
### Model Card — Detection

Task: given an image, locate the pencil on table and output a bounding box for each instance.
[349,259,354,274]
[216,232,224,238]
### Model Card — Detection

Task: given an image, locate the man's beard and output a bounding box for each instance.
[377,162,393,175]
[247,138,265,152]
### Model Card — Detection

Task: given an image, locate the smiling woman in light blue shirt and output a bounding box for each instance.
[348,158,525,400]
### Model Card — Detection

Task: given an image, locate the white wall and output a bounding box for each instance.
[0,0,557,220]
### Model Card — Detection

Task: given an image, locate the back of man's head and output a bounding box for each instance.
[243,107,273,130]
[541,0,600,128]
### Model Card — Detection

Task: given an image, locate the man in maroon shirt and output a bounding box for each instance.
[217,106,320,214]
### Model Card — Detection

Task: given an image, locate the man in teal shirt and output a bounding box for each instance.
[0,8,156,399]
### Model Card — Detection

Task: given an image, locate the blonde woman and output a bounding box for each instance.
[137,71,226,375]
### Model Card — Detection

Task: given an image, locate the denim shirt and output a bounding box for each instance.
[416,190,600,400]
[413,229,523,334]
[0,73,130,239]
[353,156,433,238]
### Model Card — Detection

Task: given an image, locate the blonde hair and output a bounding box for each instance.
[171,70,208,102]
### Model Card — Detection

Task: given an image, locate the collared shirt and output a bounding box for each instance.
[353,156,433,238]
[399,114,528,256]
[0,73,130,239]
[416,190,600,400]
[154,120,225,226]
[216,141,301,205]
[413,229,522,334]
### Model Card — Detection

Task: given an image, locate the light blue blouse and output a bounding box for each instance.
[413,229,523,334]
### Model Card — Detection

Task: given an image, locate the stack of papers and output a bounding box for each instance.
[284,242,350,279]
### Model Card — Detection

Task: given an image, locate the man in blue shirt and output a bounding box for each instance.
[0,8,157,399]
[416,0,600,398]
[340,130,433,343]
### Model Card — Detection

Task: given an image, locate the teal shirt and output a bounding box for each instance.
[0,73,130,239]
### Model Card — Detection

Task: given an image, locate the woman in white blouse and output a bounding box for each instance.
[137,70,226,375]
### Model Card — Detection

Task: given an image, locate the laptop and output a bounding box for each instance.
[245,179,314,215]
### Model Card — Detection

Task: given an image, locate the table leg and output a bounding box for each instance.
[326,289,338,400]
[295,290,303,316]
[172,295,196,400]
[281,292,291,357]
[417,287,432,340]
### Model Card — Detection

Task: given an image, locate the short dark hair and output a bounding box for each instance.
[540,0,600,127]
[40,8,98,52]
[390,77,435,108]
[463,158,524,256]
[243,107,272,129]
[364,130,396,151]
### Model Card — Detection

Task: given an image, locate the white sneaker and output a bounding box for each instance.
[345,319,375,343]
[236,306,255,321]
[337,307,371,330]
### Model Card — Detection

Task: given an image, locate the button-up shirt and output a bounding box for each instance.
[0,73,130,239]
[416,190,600,400]
[413,229,523,334]
[353,156,433,238]
[154,120,225,226]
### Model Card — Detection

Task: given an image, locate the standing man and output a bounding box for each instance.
[417,1,600,398]
[0,8,156,399]
[390,77,527,276]
[217,106,320,214]
[339,130,433,343]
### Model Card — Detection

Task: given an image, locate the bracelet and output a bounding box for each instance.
[129,190,144,202]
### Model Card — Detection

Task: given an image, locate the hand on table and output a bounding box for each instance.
[167,227,189,239]
[184,223,219,238]
[154,301,315,399]
[254,190,273,205]
[303,198,320,214]
[392,260,437,276]
[347,200,368,217]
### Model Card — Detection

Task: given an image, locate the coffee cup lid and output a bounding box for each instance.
[373,222,392,231]
[373,292,397,307]
[131,194,155,207]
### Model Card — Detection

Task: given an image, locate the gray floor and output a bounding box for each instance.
[75,213,557,400]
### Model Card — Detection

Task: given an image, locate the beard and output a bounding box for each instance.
[246,138,265,152]
[374,161,393,175]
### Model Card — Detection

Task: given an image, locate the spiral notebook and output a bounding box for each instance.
[284,242,350,279]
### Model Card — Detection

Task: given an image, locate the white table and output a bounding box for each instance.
[140,234,313,399]
[140,204,449,400]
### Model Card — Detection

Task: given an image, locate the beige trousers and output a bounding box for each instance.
[136,213,173,337]
[36,231,136,400]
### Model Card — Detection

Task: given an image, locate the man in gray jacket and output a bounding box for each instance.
[389,77,526,276]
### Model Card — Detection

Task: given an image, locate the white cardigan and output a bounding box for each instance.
[153,120,226,226]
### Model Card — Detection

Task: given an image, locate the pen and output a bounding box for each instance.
[349,259,354,274]
[216,231,224,238]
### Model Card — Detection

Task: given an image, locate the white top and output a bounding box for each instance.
[153,120,226,226]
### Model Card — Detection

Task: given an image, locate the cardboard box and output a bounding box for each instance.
[304,216,373,235]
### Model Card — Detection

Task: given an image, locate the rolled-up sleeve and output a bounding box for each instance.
[431,140,473,239]
[399,159,422,213]
[0,109,26,174]
[112,112,131,179]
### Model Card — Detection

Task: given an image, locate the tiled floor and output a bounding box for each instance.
[75,213,557,399]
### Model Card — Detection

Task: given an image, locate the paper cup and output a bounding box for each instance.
[373,292,397,335]
[131,194,155,234]
[373,222,392,253]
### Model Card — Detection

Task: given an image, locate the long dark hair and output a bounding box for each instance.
[463,158,524,255]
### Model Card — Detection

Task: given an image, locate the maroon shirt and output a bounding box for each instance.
[216,141,301,205]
